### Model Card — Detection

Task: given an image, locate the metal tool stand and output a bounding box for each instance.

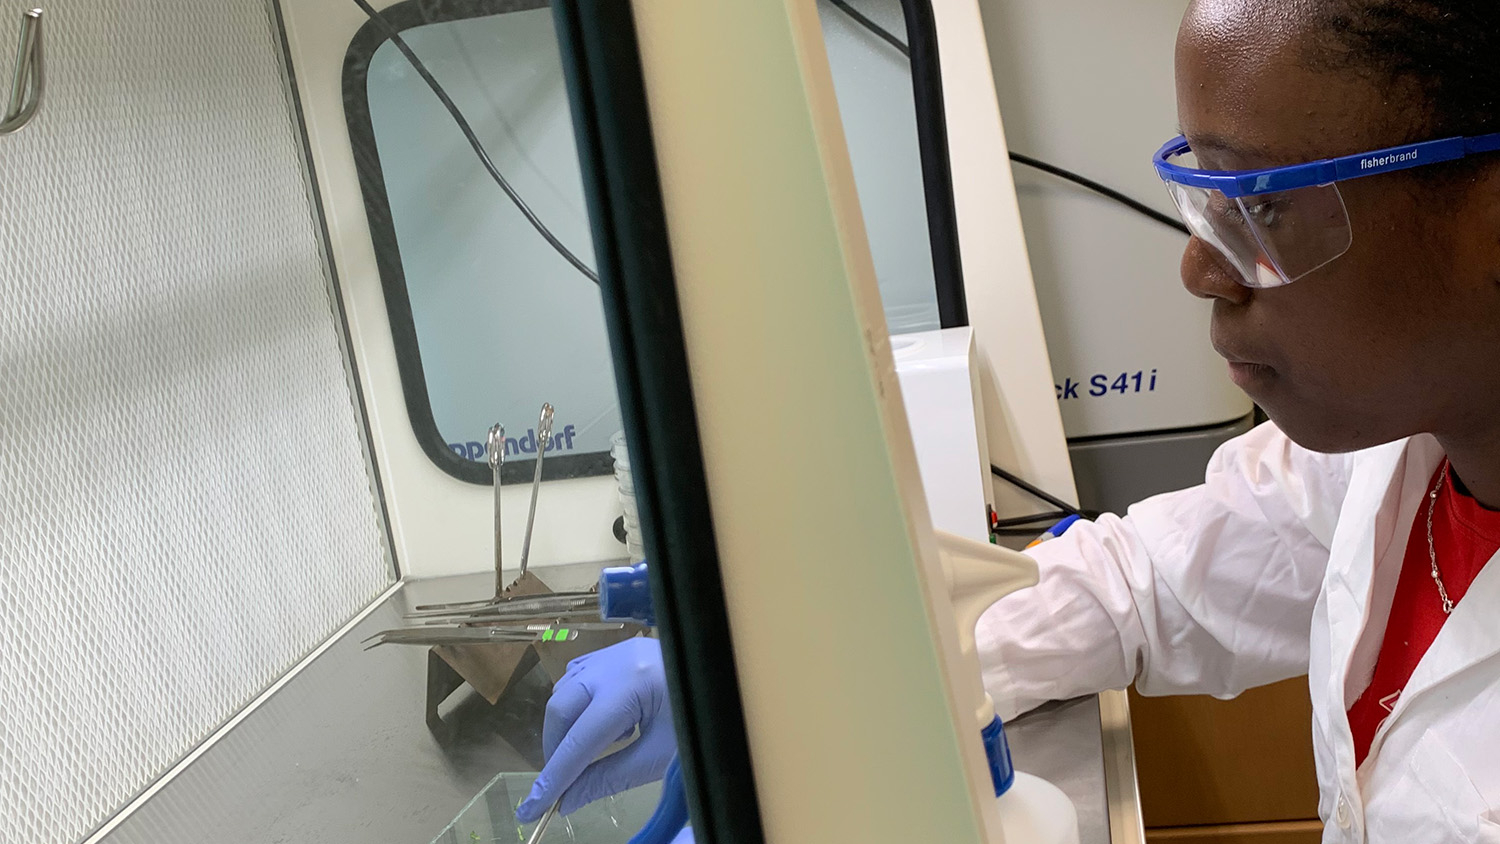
[423,576,552,742]
[421,598,635,743]
[420,407,633,741]
[423,648,534,745]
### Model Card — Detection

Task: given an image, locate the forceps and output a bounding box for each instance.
[518,403,554,579]
[362,621,626,650]
[404,591,600,624]
[413,423,510,613]
[415,404,560,613]
[524,800,560,844]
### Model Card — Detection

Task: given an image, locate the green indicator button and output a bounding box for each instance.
[556,629,570,639]
[541,629,555,642]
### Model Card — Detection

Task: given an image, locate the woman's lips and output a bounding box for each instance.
[1214,341,1277,390]
[1225,359,1276,389]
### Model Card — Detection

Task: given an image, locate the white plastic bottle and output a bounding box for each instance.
[996,771,1080,844]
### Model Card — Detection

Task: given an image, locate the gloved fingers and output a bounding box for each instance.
[515,789,552,825]
[540,677,596,762]
[561,647,602,677]
[557,737,674,816]
[671,829,695,844]
[519,697,644,822]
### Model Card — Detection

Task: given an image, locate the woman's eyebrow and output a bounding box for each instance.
[1184,129,1289,167]
[1187,131,1257,157]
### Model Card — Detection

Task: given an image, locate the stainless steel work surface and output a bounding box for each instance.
[97,573,1123,844]
[1008,696,1111,844]
[96,573,564,844]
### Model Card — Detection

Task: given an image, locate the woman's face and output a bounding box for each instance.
[1176,0,1500,453]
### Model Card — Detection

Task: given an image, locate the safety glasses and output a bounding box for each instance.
[1153,132,1500,288]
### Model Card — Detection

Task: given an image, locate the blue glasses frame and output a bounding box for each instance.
[1153,132,1500,198]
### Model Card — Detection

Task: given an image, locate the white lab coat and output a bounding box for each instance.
[978,423,1500,843]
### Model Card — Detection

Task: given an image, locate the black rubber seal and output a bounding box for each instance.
[902,0,969,328]
[340,0,967,484]
[341,0,613,486]
[551,3,766,843]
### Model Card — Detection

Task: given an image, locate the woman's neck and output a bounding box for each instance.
[1438,427,1500,510]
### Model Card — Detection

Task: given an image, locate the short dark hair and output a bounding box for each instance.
[1318,2,1500,141]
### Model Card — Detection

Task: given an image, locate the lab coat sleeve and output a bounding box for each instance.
[977,422,1353,721]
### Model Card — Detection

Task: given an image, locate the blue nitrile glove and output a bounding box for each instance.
[670,830,694,844]
[630,754,690,844]
[516,637,678,822]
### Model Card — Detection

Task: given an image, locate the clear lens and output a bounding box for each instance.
[1239,185,1352,283]
[1166,181,1280,288]
[1160,149,1353,288]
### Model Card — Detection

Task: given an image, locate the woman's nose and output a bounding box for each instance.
[1181,238,1253,305]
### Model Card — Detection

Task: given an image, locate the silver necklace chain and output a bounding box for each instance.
[1427,459,1457,615]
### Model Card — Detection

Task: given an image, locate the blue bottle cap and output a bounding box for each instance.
[981,716,1016,797]
[599,562,655,626]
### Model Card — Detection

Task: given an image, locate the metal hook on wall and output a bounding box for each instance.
[1,9,42,136]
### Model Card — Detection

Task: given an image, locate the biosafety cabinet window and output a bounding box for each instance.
[344,0,612,485]
[343,0,965,483]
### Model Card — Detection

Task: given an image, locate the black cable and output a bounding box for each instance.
[1007,153,1190,236]
[992,510,1075,529]
[820,1,1163,540]
[990,463,1083,518]
[993,526,1067,538]
[822,0,1189,238]
[358,0,1103,540]
[351,0,600,284]
[826,0,910,57]
[361,0,1181,285]
[992,510,1102,534]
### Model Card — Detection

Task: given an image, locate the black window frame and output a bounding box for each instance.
[341,0,966,486]
[550,3,761,839]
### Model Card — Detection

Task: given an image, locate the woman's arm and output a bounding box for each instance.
[978,422,1354,719]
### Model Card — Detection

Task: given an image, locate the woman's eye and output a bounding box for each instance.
[1247,200,1287,228]
[1207,195,1242,221]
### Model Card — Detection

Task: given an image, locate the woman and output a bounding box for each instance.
[984,2,1500,840]
[523,2,1500,840]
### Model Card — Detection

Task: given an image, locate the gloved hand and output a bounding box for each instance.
[671,829,694,844]
[516,637,677,822]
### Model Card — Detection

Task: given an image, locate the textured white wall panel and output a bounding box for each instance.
[0,3,394,843]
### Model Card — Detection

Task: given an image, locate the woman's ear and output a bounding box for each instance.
[1448,162,1500,294]
[1482,168,1500,293]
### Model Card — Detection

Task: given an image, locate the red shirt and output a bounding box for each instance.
[1347,464,1500,767]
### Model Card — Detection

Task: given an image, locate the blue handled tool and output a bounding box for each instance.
[629,755,690,844]
[599,562,655,626]
[1024,513,1081,549]
[596,562,690,844]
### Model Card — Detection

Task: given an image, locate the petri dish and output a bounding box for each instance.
[431,771,663,844]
